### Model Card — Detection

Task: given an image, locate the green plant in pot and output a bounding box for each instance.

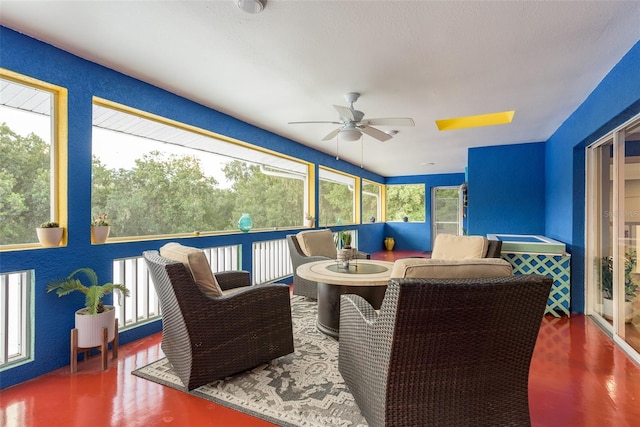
[36,221,64,247]
[337,230,352,249]
[47,268,129,348]
[91,213,112,243]
[600,250,639,321]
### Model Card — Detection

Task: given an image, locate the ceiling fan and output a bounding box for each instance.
[288,92,415,142]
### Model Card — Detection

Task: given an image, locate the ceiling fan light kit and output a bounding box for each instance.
[435,110,515,131]
[289,92,414,142]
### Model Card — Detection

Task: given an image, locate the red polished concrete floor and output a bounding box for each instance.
[2,252,640,426]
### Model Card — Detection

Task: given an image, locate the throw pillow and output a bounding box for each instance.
[296,229,338,258]
[159,242,223,297]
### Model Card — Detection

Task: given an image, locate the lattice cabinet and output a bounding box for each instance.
[501,252,571,317]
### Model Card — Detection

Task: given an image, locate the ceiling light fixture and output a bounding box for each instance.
[339,125,362,142]
[237,0,264,14]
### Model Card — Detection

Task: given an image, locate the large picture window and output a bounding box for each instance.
[318,167,357,226]
[0,70,67,247]
[386,184,425,222]
[91,99,310,239]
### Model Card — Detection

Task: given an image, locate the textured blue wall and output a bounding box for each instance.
[545,41,640,313]
[384,173,465,252]
[467,142,546,237]
[0,26,390,388]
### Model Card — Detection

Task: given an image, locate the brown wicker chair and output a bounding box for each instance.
[143,250,294,390]
[338,274,552,427]
[287,232,370,299]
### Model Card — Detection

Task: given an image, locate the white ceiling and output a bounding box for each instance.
[1,0,639,177]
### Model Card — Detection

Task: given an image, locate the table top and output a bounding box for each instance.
[296,259,394,286]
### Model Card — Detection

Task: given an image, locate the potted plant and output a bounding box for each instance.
[600,250,639,322]
[304,213,315,228]
[338,229,352,249]
[335,230,355,268]
[36,221,64,247]
[91,213,111,244]
[46,268,129,348]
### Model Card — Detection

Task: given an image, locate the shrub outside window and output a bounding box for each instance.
[386,184,425,222]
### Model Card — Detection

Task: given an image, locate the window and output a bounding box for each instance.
[432,186,463,242]
[0,70,67,247]
[91,99,310,239]
[385,184,425,222]
[0,270,32,370]
[362,180,382,223]
[318,167,358,226]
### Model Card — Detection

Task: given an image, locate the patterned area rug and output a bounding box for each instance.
[132,296,367,427]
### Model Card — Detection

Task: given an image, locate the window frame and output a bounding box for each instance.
[318,166,359,226]
[362,179,383,223]
[0,68,68,250]
[91,97,313,240]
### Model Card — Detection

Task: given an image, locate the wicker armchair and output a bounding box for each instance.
[143,250,294,390]
[338,274,552,427]
[286,232,369,299]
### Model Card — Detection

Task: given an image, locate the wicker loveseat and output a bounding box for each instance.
[338,274,552,427]
[143,247,294,390]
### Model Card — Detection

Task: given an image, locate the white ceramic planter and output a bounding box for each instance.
[74,305,116,348]
[36,227,63,247]
[91,226,111,243]
[602,298,633,323]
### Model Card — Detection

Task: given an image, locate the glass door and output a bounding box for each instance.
[587,114,640,361]
[621,121,640,353]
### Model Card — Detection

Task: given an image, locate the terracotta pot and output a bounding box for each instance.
[74,306,116,348]
[91,225,111,243]
[36,227,63,247]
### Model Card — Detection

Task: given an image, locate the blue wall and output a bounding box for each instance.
[385,173,465,252]
[467,142,546,236]
[545,41,640,313]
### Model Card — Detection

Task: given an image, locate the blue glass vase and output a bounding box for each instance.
[238,213,253,233]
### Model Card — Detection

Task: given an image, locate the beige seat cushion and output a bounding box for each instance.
[296,229,337,258]
[431,234,489,260]
[159,243,223,297]
[390,258,512,279]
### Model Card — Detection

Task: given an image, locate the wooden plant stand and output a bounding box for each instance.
[70,318,118,373]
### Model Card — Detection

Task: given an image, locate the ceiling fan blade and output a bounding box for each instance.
[321,128,342,141]
[333,105,355,121]
[362,118,415,127]
[288,120,342,125]
[360,125,393,142]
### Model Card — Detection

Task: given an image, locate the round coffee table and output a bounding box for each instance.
[296,259,394,338]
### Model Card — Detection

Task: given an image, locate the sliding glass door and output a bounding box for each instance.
[587,115,640,361]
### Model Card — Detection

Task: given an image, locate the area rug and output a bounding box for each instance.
[132,296,367,427]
